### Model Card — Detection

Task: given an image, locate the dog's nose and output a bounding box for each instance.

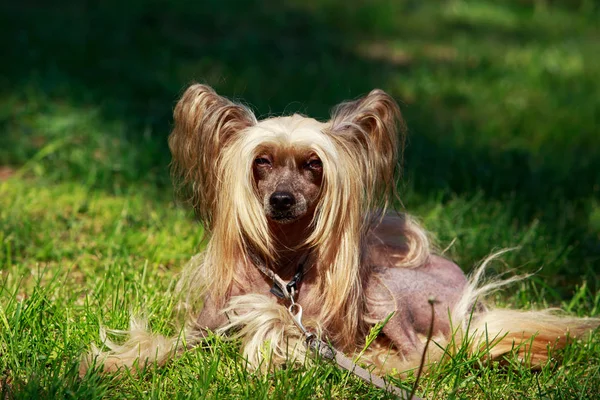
[269,191,295,211]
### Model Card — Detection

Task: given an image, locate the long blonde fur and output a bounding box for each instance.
[80,319,186,375]
[81,85,598,378]
[217,294,322,370]
[171,85,407,351]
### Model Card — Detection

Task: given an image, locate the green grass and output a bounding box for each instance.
[1,0,599,398]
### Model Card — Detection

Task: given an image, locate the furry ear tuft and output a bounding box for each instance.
[169,84,256,228]
[329,89,405,209]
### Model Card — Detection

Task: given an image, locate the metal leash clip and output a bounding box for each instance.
[288,303,311,339]
[288,303,336,360]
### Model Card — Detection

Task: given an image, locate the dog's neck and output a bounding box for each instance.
[267,213,314,279]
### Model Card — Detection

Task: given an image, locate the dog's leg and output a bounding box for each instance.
[79,319,185,376]
[194,294,228,332]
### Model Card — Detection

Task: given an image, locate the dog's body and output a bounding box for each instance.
[194,213,467,369]
[81,85,598,378]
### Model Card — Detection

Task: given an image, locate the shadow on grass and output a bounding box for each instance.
[1,0,598,287]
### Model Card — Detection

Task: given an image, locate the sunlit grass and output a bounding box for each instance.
[1,0,599,398]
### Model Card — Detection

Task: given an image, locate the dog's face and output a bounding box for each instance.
[248,116,328,224]
[253,149,323,223]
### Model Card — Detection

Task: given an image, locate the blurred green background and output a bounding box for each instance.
[1,0,599,293]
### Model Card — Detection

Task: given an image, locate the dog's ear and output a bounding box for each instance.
[329,89,405,202]
[169,84,256,226]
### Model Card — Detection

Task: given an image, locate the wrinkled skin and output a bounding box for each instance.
[365,254,466,356]
[253,149,323,223]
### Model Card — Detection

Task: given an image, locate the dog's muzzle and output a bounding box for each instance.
[268,191,304,222]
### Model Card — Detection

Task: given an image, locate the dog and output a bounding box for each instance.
[81,84,599,381]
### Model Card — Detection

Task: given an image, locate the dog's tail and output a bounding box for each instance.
[448,254,599,367]
[78,319,197,377]
[460,308,598,366]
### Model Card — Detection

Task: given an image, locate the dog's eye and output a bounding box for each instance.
[254,157,272,166]
[306,159,323,170]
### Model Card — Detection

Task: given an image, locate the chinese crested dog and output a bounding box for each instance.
[81,84,598,379]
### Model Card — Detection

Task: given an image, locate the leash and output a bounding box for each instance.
[251,253,419,400]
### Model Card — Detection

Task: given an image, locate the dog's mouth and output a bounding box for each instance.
[268,211,302,224]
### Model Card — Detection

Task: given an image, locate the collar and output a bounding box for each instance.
[250,251,310,301]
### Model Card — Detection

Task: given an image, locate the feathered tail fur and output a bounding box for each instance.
[79,319,190,376]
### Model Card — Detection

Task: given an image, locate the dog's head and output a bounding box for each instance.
[249,115,325,224]
[169,84,404,250]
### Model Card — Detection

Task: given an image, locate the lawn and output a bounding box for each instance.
[1,0,599,398]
